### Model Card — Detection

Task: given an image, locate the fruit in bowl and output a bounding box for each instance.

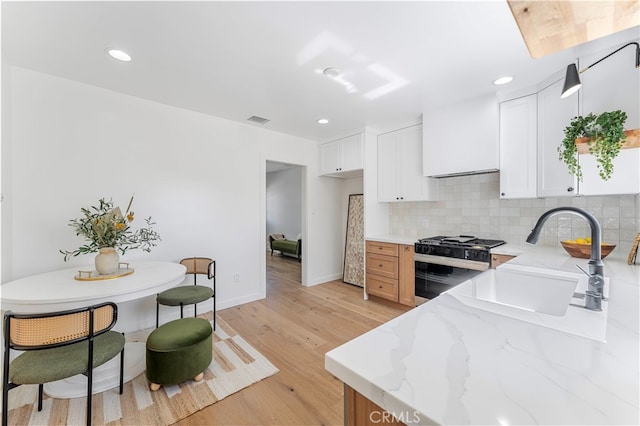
[561,239,616,259]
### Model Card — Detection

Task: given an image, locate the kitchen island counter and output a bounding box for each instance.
[325,246,639,425]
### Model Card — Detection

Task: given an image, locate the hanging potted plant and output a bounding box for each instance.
[558,110,628,181]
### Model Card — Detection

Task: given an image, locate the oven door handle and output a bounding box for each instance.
[414,253,489,272]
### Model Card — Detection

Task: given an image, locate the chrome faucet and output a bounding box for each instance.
[526,207,604,312]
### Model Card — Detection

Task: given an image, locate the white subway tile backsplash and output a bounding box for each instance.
[389,173,639,260]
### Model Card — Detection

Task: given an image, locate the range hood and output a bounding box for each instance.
[428,168,499,179]
[423,94,499,179]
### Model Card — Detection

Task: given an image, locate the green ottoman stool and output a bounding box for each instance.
[146,317,213,391]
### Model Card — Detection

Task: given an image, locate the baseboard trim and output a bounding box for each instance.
[305,273,343,287]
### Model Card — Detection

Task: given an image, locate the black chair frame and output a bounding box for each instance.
[2,302,124,426]
[156,258,216,330]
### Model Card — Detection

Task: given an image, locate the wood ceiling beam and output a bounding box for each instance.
[507,1,640,58]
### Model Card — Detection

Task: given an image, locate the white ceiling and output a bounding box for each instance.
[2,1,638,142]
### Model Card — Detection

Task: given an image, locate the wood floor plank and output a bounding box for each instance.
[177,253,410,425]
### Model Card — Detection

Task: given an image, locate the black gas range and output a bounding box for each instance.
[415,235,506,263]
[414,235,507,301]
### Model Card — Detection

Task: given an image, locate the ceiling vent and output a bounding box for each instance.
[247,115,270,125]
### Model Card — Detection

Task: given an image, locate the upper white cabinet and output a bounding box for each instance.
[319,133,364,178]
[499,94,538,199]
[378,124,438,202]
[537,78,579,197]
[577,39,640,195]
[496,38,639,198]
[423,94,499,177]
[580,149,640,195]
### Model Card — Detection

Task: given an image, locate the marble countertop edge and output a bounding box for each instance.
[325,354,434,424]
[325,243,639,425]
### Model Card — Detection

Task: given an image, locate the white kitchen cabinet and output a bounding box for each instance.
[499,94,538,199]
[319,133,363,178]
[423,94,499,177]
[580,149,640,195]
[577,38,640,195]
[537,78,579,197]
[378,124,438,202]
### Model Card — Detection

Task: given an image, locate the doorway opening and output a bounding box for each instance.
[265,160,303,292]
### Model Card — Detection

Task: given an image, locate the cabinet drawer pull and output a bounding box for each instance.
[378,264,384,267]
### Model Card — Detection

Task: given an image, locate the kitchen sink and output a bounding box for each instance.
[447,264,609,341]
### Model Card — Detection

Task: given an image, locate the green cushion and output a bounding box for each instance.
[147,317,212,352]
[9,331,125,385]
[146,317,213,385]
[272,239,298,253]
[146,333,212,385]
[157,285,214,306]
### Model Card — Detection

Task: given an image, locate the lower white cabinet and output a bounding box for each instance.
[378,124,438,202]
[499,94,538,199]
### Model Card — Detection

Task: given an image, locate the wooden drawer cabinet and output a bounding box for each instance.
[366,275,398,301]
[398,244,415,306]
[366,253,398,279]
[345,385,405,426]
[366,241,398,257]
[365,240,414,307]
[491,254,516,269]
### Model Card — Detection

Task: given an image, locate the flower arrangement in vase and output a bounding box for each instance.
[60,195,161,274]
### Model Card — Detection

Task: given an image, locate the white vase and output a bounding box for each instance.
[95,247,119,275]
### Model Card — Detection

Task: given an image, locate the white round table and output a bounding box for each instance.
[1,261,186,398]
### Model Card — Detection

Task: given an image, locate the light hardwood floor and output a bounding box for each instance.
[178,253,411,425]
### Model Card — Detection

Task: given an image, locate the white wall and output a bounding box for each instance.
[1,56,11,283]
[1,67,346,320]
[266,167,302,244]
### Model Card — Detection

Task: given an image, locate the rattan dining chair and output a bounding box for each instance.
[2,302,125,426]
[156,257,216,330]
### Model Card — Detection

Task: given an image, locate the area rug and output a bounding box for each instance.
[4,316,279,425]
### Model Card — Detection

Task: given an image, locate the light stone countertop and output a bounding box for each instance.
[366,234,419,245]
[325,245,640,425]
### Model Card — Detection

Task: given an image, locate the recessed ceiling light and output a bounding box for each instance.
[493,76,513,85]
[322,67,340,78]
[317,118,329,124]
[107,49,132,62]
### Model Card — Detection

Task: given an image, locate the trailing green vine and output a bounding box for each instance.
[558,110,627,181]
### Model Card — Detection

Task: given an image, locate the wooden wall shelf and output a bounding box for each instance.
[575,129,640,155]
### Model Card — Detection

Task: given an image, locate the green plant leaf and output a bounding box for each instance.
[60,196,161,261]
[559,110,627,181]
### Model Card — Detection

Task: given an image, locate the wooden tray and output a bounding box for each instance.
[75,263,134,281]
